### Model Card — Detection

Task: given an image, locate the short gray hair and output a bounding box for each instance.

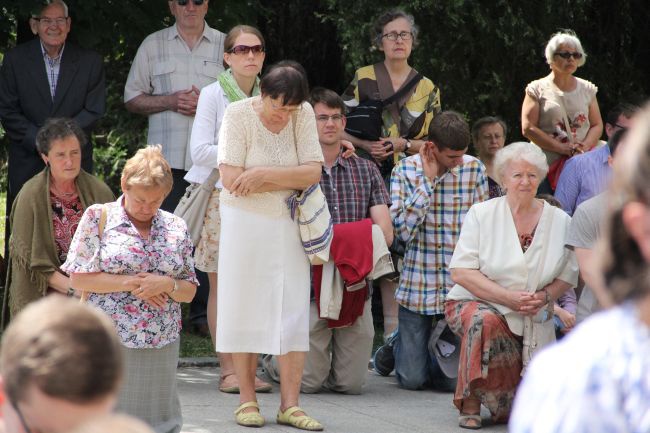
[494,141,548,185]
[544,30,586,67]
[33,0,69,17]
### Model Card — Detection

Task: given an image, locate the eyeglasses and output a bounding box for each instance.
[33,17,68,26]
[382,31,413,42]
[554,51,583,60]
[227,45,265,56]
[316,114,344,123]
[175,0,204,5]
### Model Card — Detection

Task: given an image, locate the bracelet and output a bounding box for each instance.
[170,279,179,294]
[541,288,551,304]
[67,287,75,297]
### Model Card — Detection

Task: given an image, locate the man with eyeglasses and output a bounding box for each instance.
[0,0,105,237]
[555,103,639,215]
[124,0,225,336]
[0,297,123,433]
[263,88,393,395]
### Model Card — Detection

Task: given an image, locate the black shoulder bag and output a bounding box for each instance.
[344,69,423,142]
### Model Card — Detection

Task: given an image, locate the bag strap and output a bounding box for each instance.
[374,63,423,136]
[80,205,107,303]
[550,79,575,144]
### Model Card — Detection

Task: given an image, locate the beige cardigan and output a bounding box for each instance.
[447,197,578,336]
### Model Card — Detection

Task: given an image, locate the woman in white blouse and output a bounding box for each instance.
[184,25,272,394]
[444,142,578,429]
[510,104,650,433]
[217,62,324,430]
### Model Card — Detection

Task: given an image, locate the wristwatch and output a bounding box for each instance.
[67,287,75,297]
[404,139,412,152]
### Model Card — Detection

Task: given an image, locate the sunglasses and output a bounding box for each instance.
[227,45,265,55]
[554,51,583,60]
[175,0,204,5]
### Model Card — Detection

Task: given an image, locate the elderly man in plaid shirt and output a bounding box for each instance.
[387,111,488,391]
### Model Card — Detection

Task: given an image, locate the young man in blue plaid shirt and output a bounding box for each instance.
[389,111,489,390]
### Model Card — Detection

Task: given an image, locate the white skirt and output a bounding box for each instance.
[216,203,310,355]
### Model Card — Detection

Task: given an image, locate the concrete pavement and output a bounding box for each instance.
[178,366,509,433]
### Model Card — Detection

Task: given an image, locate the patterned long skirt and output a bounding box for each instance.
[444,300,522,422]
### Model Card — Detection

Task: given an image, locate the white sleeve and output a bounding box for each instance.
[190,84,226,167]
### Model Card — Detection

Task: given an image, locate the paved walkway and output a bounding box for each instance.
[178,366,509,433]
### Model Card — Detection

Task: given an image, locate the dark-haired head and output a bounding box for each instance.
[36,117,86,156]
[608,127,628,157]
[260,61,309,106]
[309,87,345,114]
[428,111,471,151]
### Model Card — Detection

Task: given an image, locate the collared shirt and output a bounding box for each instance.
[555,142,611,216]
[320,151,390,223]
[40,42,65,99]
[390,154,488,315]
[124,23,225,170]
[61,198,198,349]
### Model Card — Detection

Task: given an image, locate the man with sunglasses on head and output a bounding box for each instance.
[124,0,225,336]
[0,297,123,433]
[555,103,638,216]
[0,0,105,248]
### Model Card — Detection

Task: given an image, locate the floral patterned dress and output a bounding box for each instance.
[61,197,197,349]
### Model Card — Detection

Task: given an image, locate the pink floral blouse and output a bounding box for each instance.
[61,198,198,349]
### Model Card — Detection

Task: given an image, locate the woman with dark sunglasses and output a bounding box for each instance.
[184,25,272,395]
[521,30,603,193]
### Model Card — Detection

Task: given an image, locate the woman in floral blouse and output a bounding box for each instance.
[63,145,198,433]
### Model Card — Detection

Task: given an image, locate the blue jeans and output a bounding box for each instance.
[394,305,456,391]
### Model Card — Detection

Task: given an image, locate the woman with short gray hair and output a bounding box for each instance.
[444,141,577,428]
[521,30,602,192]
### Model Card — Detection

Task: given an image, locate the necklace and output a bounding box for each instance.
[50,180,77,198]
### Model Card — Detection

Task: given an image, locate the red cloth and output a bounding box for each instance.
[313,219,374,328]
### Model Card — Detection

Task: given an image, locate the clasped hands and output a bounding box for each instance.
[508,290,549,316]
[124,272,173,309]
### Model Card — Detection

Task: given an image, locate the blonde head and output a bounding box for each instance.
[121,145,173,194]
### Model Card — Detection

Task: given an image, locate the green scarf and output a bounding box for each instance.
[218,68,260,103]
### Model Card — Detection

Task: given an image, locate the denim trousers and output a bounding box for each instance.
[394,305,457,391]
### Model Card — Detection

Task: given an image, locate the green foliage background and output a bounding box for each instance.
[1,0,649,192]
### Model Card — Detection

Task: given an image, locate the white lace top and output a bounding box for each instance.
[217,97,324,216]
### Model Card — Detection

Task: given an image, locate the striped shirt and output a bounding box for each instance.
[320,152,390,223]
[390,154,488,315]
[124,23,225,170]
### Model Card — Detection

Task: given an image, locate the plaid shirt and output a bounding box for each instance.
[390,154,488,315]
[41,42,64,99]
[320,152,390,223]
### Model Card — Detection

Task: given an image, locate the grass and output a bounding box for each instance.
[179,328,215,358]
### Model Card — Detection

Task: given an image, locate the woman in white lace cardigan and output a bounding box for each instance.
[217,61,324,430]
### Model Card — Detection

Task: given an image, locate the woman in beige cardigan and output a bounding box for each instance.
[444,142,578,429]
[2,118,113,324]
